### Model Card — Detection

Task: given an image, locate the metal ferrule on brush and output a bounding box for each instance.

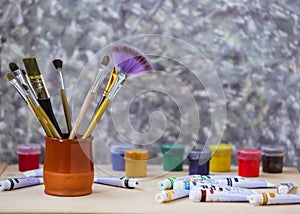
[28,75,50,99]
[11,69,27,87]
[91,67,106,93]
[57,69,65,90]
[9,78,28,103]
[103,68,118,96]
[107,72,126,100]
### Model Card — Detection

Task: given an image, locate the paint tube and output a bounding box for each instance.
[23,168,43,177]
[94,176,140,189]
[158,175,239,190]
[277,182,294,194]
[215,177,275,189]
[248,192,300,205]
[155,189,189,203]
[0,177,43,191]
[189,188,258,202]
[173,177,274,190]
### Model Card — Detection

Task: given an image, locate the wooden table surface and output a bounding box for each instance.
[0,163,299,214]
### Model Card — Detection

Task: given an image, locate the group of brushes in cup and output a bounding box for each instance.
[6,44,153,139]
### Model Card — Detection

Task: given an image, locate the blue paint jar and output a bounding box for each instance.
[188,149,211,175]
[110,143,134,171]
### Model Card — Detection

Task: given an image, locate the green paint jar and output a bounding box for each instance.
[161,144,185,171]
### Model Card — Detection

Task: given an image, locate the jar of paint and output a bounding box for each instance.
[43,135,94,196]
[188,149,211,175]
[161,144,185,171]
[124,149,148,177]
[110,143,134,171]
[237,149,261,177]
[209,144,232,172]
[261,145,285,173]
[17,143,41,172]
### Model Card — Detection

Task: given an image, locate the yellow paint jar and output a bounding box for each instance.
[209,144,232,172]
[124,149,148,177]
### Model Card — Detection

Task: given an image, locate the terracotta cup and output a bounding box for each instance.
[43,135,94,196]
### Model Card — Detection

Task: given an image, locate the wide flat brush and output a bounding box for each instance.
[69,55,110,139]
[53,59,72,134]
[23,57,63,137]
[82,44,153,139]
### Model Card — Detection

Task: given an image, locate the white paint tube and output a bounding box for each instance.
[94,176,140,189]
[155,189,190,203]
[277,183,294,194]
[248,192,300,205]
[0,177,43,191]
[158,175,239,190]
[189,188,258,202]
[23,168,43,177]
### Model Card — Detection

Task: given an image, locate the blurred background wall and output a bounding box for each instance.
[0,0,299,168]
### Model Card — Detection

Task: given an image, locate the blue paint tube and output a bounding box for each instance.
[94,176,140,189]
[0,177,43,191]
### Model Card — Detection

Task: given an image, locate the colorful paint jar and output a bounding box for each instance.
[17,143,41,172]
[262,145,285,173]
[237,149,261,177]
[188,149,211,175]
[124,149,148,177]
[161,144,185,171]
[110,143,134,171]
[209,144,232,172]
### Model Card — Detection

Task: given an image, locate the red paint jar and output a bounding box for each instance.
[237,149,261,177]
[17,143,41,172]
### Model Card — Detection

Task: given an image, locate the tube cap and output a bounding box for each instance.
[237,149,261,160]
[124,149,148,160]
[158,180,171,190]
[209,144,232,154]
[261,145,285,157]
[128,178,141,188]
[189,189,202,201]
[155,192,167,203]
[162,144,184,155]
[248,194,263,205]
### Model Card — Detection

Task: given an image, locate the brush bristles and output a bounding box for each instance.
[7,73,15,81]
[23,58,41,76]
[53,59,63,69]
[112,44,153,75]
[9,62,19,72]
[102,55,110,66]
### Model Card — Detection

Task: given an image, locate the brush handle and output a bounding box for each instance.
[27,97,54,137]
[82,98,110,139]
[94,96,106,115]
[61,89,72,134]
[38,98,63,137]
[69,91,95,139]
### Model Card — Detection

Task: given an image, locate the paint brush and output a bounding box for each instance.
[23,57,63,137]
[53,59,72,134]
[21,84,61,138]
[69,55,110,139]
[82,44,153,139]
[6,72,27,103]
[7,73,53,137]
[82,72,126,139]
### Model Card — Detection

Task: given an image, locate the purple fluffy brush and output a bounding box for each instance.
[112,43,153,75]
[82,44,153,138]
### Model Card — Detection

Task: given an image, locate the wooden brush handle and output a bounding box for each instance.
[38,98,63,137]
[69,91,94,139]
[61,89,72,134]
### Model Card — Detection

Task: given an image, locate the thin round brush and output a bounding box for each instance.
[6,72,27,103]
[53,59,72,134]
[82,44,153,139]
[69,55,110,139]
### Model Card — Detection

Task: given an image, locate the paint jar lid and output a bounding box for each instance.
[237,149,261,160]
[209,144,232,154]
[110,143,134,154]
[188,149,211,161]
[17,143,41,155]
[124,149,148,160]
[161,144,184,155]
[261,145,285,157]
